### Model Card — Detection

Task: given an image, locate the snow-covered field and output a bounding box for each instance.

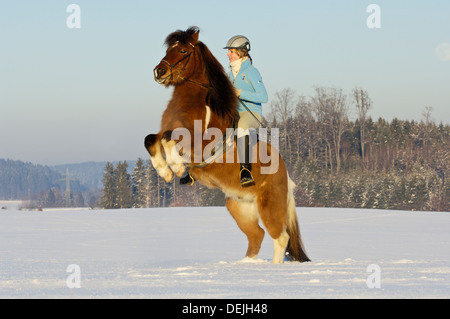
[0,202,449,299]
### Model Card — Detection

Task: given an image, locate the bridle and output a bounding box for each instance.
[158,41,211,89]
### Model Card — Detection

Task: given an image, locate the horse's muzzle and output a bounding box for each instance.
[153,65,169,85]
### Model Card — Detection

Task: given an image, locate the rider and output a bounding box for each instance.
[224,35,268,186]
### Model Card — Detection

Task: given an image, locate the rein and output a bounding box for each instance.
[238,98,265,127]
[193,116,239,169]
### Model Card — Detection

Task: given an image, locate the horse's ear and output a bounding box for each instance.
[191,27,200,44]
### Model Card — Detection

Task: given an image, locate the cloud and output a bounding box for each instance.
[436,43,450,61]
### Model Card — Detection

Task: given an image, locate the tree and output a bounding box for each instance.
[421,106,434,163]
[294,96,315,161]
[45,188,56,207]
[270,88,295,163]
[145,160,159,207]
[89,195,97,209]
[115,161,133,209]
[310,87,349,173]
[353,87,372,168]
[99,162,116,209]
[74,192,85,207]
[132,158,147,208]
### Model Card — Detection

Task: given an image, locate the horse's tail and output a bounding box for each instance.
[285,175,311,262]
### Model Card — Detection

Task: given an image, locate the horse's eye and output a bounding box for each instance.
[180,49,187,54]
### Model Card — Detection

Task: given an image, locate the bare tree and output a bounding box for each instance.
[271,88,296,163]
[353,87,372,168]
[421,106,434,166]
[311,87,349,173]
[295,95,317,161]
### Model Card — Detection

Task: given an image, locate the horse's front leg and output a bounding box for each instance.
[160,130,189,178]
[144,133,173,183]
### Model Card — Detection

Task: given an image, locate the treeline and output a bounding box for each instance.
[99,159,225,209]
[0,158,85,201]
[100,86,449,211]
[20,187,88,210]
[269,87,449,211]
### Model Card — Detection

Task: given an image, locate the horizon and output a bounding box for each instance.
[1,1,449,166]
[0,157,137,167]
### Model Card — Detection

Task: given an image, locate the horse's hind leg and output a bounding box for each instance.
[256,189,289,264]
[226,198,265,259]
[144,133,173,183]
[272,230,289,264]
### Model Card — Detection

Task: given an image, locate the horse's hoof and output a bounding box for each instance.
[156,165,174,183]
[172,164,186,178]
[144,134,157,149]
[163,170,174,183]
[180,173,195,186]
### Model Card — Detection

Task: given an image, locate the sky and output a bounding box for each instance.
[0,0,449,165]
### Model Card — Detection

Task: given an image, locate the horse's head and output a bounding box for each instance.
[154,26,200,86]
[154,26,239,121]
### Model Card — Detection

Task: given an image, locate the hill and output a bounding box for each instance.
[51,160,136,191]
[0,159,85,200]
[51,162,109,191]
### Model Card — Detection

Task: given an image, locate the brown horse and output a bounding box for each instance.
[144,27,310,263]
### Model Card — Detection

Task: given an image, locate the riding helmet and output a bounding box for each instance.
[224,35,251,52]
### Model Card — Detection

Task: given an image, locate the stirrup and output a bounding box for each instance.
[180,173,195,186]
[240,167,255,187]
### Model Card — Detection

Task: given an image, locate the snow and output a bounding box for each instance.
[0,204,449,298]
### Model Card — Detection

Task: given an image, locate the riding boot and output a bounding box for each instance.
[179,170,195,186]
[237,135,255,187]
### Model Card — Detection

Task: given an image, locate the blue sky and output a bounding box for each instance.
[1,0,449,165]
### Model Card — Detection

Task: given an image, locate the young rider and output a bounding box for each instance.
[224,35,268,186]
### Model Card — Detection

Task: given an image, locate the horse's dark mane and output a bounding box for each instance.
[197,42,238,121]
[164,27,238,122]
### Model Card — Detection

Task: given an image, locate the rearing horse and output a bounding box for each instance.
[144,27,310,263]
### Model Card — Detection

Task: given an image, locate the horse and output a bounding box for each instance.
[144,27,310,263]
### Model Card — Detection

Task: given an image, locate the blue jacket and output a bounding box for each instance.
[227,58,268,115]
